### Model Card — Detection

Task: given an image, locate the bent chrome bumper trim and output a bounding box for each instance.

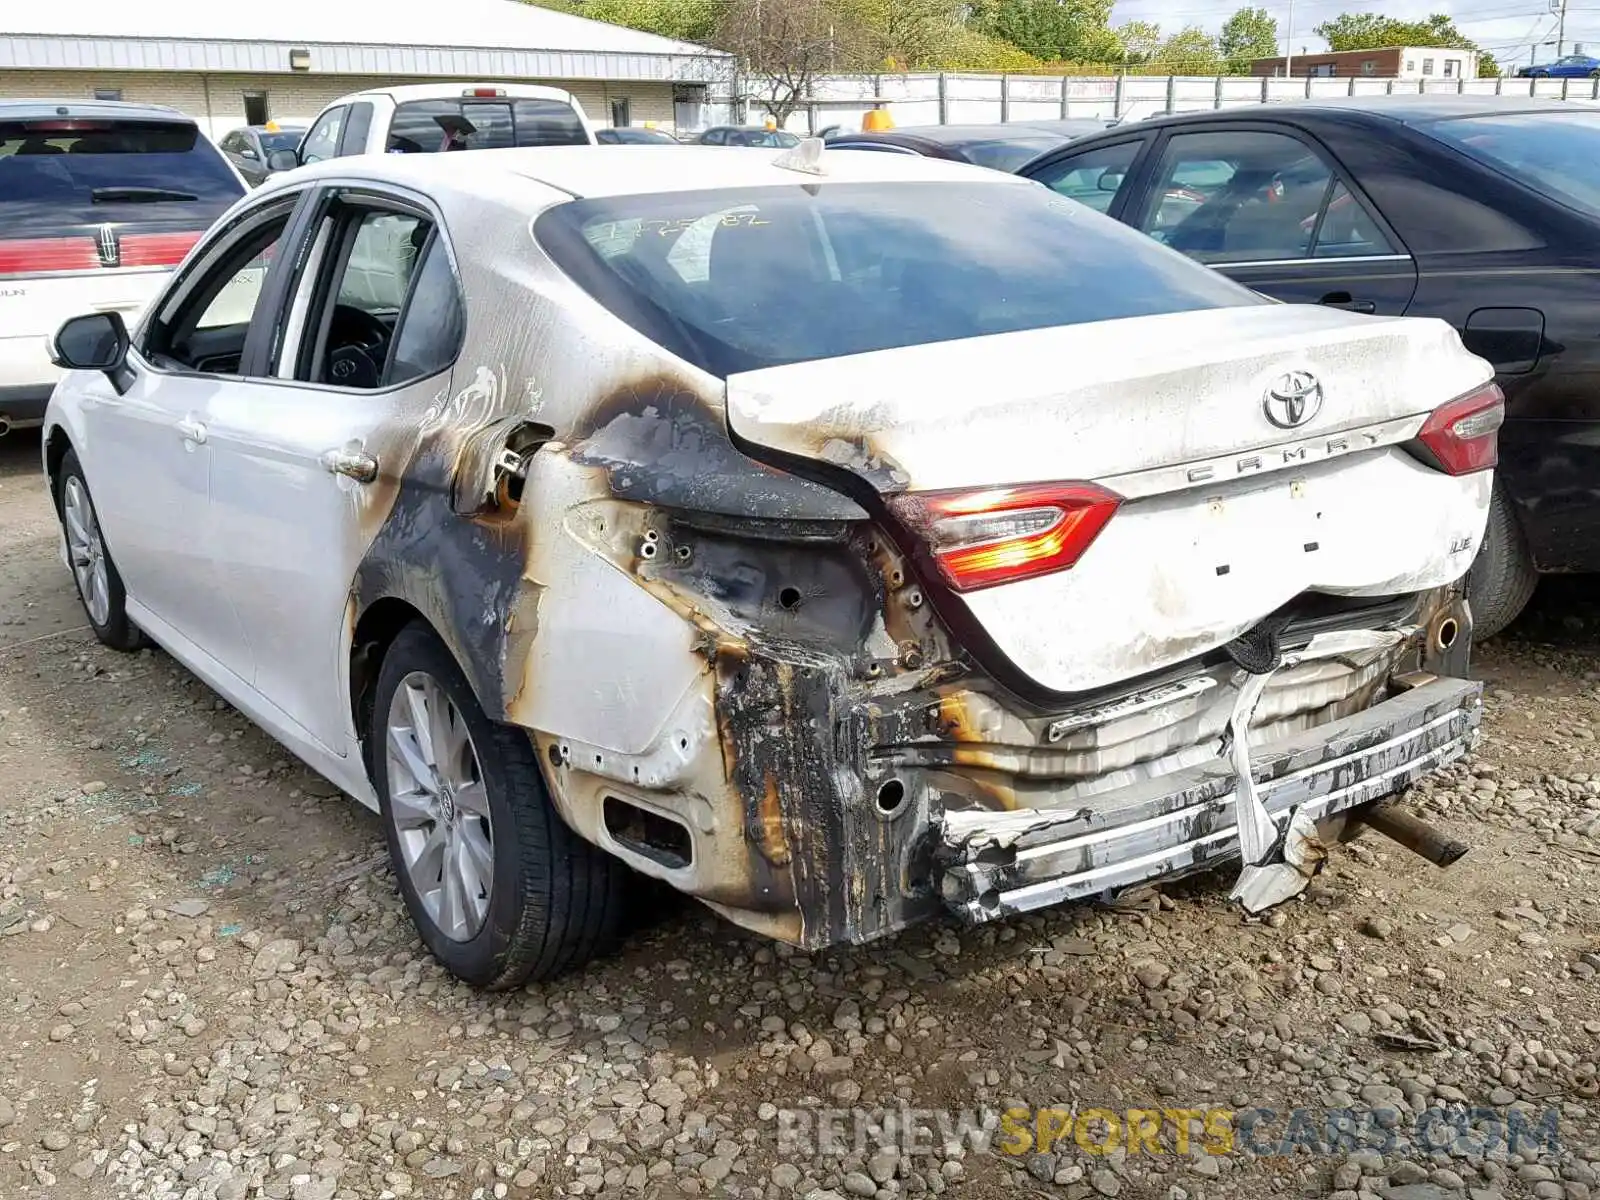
[938,677,1481,922]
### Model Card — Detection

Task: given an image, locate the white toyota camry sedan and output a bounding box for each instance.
[43,143,1501,987]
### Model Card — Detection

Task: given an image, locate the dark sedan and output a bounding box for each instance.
[1019,97,1600,637]
[696,126,801,148]
[827,120,1110,173]
[596,127,678,145]
[218,124,305,186]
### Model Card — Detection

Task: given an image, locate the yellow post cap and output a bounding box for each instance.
[264,119,280,132]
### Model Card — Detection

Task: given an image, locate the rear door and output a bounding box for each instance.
[0,114,245,398]
[1125,124,1418,315]
[201,187,465,754]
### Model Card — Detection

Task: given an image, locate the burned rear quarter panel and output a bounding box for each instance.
[340,168,874,855]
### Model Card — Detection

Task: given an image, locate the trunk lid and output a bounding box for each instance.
[726,304,1495,694]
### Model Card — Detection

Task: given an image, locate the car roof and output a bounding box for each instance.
[0,98,191,123]
[332,82,577,104]
[273,143,1016,200]
[848,123,1074,144]
[1124,95,1594,130]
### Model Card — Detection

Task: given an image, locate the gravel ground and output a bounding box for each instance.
[1,431,1598,1200]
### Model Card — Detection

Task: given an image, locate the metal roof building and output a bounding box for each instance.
[0,0,730,137]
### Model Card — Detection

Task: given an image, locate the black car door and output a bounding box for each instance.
[1122,123,1419,316]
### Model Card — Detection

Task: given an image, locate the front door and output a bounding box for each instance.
[1127,126,1419,316]
[89,196,300,668]
[201,189,465,754]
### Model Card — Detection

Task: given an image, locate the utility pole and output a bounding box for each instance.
[1552,0,1568,57]
[1285,0,1295,77]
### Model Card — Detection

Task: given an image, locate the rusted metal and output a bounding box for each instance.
[1357,803,1472,867]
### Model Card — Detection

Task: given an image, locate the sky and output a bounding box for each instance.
[1108,0,1600,67]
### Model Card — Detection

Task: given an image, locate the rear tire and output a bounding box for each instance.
[54,449,147,653]
[372,621,627,987]
[1467,483,1538,641]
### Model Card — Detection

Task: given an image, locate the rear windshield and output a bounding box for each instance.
[1423,110,1600,218]
[950,134,1066,172]
[536,181,1259,378]
[386,98,588,153]
[0,119,244,206]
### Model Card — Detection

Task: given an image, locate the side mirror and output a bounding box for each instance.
[239,146,259,160]
[1097,170,1124,192]
[265,149,299,173]
[50,312,129,374]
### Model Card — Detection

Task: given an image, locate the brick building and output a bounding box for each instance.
[1251,46,1481,82]
[0,0,729,138]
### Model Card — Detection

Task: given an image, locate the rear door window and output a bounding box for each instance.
[1137,129,1391,264]
[385,98,587,153]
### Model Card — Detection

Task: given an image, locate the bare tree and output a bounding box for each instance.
[716,0,845,125]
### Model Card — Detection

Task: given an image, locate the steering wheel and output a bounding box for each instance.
[325,305,390,388]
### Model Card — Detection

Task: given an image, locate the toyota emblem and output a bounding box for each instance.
[1263,370,1324,429]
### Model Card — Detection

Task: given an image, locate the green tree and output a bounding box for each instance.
[844,0,967,69]
[527,0,718,44]
[971,0,1121,64]
[1219,6,1279,68]
[1115,19,1162,64]
[1152,26,1223,74]
[1314,12,1495,77]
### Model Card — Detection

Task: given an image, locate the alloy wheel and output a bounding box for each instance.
[62,476,111,627]
[384,671,494,942]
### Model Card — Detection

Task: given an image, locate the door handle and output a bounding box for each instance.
[1319,292,1377,314]
[324,448,379,483]
[177,417,207,444]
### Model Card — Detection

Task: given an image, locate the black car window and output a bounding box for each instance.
[536,181,1261,379]
[1029,141,1142,213]
[1422,110,1600,221]
[0,118,244,206]
[301,107,346,165]
[385,99,587,153]
[1312,181,1395,258]
[258,130,303,153]
[1141,129,1370,264]
[387,231,465,385]
[950,135,1066,173]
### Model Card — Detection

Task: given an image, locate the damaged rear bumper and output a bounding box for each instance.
[938,675,1481,923]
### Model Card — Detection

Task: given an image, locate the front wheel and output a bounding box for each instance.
[372,622,628,987]
[54,449,146,652]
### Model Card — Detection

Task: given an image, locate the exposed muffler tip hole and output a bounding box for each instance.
[778,586,802,611]
[1436,618,1460,651]
[875,778,907,816]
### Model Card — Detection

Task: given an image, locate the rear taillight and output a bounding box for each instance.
[1413,382,1505,476]
[890,483,1122,592]
[0,237,97,277]
[120,231,203,267]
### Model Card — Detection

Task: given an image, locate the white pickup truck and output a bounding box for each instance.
[273,83,596,170]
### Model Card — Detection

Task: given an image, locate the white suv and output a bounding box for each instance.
[283,83,595,168]
[0,100,245,436]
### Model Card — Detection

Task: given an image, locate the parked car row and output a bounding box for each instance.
[19,89,1599,991]
[1015,96,1600,638]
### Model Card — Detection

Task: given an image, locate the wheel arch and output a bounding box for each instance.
[44,425,74,508]
[350,596,439,781]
